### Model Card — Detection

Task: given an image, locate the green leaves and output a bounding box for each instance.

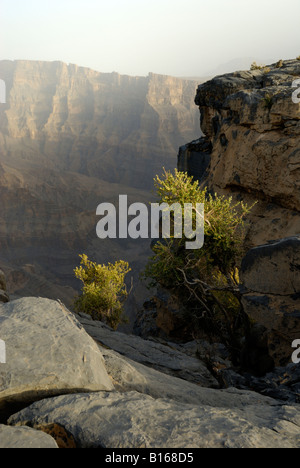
[144,169,256,354]
[153,168,206,206]
[148,169,254,283]
[74,254,131,330]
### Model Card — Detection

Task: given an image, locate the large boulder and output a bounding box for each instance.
[0,424,58,448]
[0,297,114,420]
[8,391,300,448]
[241,236,300,367]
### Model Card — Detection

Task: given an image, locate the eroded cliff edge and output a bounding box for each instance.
[177,60,300,367]
[179,59,300,247]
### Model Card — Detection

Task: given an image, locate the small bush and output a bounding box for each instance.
[250,61,265,70]
[297,56,300,61]
[250,62,270,73]
[144,169,256,356]
[74,254,131,329]
[145,169,253,286]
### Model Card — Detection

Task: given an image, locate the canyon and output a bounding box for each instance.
[0,59,299,449]
[0,60,200,319]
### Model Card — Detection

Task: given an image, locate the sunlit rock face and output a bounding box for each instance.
[180,59,300,248]
[177,60,300,367]
[0,60,200,310]
[0,61,199,190]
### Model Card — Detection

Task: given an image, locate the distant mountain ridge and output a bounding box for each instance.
[0,60,200,189]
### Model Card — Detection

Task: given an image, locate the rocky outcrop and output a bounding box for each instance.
[240,236,300,367]
[179,59,300,247]
[0,297,113,421]
[173,60,300,370]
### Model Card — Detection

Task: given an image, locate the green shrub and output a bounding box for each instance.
[145,169,253,286]
[250,62,271,73]
[74,254,131,329]
[144,169,256,356]
[250,61,265,70]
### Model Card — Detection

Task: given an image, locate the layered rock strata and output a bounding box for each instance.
[179,59,300,247]
[175,60,300,367]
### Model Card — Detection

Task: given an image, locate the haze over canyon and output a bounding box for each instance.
[0,60,200,320]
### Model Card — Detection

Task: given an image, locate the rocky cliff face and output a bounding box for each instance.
[179,59,300,247]
[177,60,300,367]
[0,61,199,189]
[0,60,200,310]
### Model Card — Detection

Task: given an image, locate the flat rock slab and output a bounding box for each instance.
[77,313,218,388]
[0,424,58,448]
[0,298,114,419]
[8,391,300,448]
[101,347,278,408]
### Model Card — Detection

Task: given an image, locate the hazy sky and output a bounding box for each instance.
[1,0,300,77]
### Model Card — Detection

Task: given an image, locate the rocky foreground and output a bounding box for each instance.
[0,296,300,449]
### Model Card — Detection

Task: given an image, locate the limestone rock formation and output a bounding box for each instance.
[179,59,300,247]
[240,236,300,366]
[174,60,300,369]
[75,311,218,388]
[0,61,199,190]
[97,346,279,408]
[0,297,114,421]
[0,424,58,448]
[8,391,300,448]
[0,296,299,448]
